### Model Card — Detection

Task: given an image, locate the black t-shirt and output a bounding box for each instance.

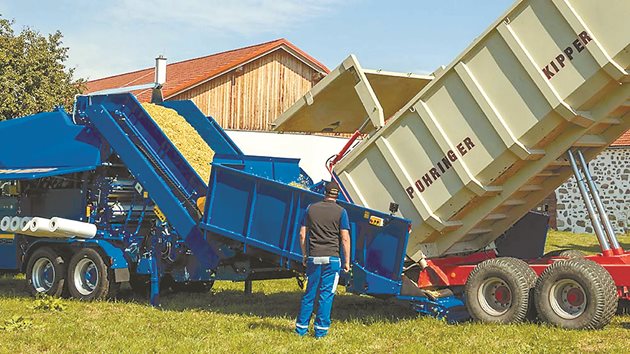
[301,200,350,257]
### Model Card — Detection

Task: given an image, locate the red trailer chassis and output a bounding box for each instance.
[418,250,630,301]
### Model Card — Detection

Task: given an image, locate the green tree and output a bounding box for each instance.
[0,15,84,120]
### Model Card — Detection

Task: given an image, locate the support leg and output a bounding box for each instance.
[244,279,253,295]
[149,249,160,307]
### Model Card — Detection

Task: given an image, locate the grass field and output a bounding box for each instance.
[1,231,629,353]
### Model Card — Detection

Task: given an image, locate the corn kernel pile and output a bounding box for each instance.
[142,103,215,184]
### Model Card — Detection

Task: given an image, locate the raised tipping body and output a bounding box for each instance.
[274,0,630,260]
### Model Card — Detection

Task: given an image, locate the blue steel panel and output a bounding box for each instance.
[0,236,18,270]
[207,168,251,236]
[358,230,400,279]
[212,154,304,184]
[250,184,291,249]
[159,101,243,156]
[201,165,411,296]
[0,108,102,180]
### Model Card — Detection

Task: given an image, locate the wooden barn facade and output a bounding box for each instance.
[85,39,329,131]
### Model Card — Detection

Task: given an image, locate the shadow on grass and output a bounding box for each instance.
[551,243,603,254]
[0,276,417,325]
[546,241,630,255]
[0,274,28,297]
[157,288,417,324]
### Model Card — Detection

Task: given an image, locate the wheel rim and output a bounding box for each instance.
[478,277,513,316]
[73,258,99,296]
[32,258,55,293]
[549,278,587,319]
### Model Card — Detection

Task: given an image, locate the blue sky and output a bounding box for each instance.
[1,0,514,80]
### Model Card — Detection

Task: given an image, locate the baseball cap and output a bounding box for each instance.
[325,181,340,197]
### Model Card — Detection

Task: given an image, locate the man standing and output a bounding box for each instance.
[295,181,351,339]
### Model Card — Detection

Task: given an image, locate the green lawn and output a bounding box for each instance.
[1,231,629,353]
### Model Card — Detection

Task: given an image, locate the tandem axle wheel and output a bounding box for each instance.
[462,255,619,329]
[465,257,536,324]
[25,246,119,301]
[534,258,617,330]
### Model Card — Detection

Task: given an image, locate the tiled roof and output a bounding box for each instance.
[612,130,630,147]
[84,38,329,102]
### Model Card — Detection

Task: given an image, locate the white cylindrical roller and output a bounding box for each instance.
[49,217,97,239]
[21,219,34,233]
[0,216,10,232]
[29,217,51,232]
[28,217,59,237]
[20,217,32,231]
[9,216,21,232]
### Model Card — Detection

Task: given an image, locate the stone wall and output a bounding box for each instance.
[555,147,630,234]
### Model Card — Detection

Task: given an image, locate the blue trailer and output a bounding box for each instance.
[0,94,445,315]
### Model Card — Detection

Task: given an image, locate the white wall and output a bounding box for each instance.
[225,131,350,182]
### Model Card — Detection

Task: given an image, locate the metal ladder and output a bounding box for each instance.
[567,149,624,256]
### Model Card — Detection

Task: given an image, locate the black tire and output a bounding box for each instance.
[534,258,617,330]
[67,248,119,300]
[543,249,585,259]
[465,257,537,324]
[26,247,67,297]
[172,280,215,293]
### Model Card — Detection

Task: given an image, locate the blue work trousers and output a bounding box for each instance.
[295,256,341,338]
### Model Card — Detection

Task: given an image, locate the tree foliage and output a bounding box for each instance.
[0,15,84,120]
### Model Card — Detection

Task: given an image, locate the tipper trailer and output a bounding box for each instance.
[273,0,630,329]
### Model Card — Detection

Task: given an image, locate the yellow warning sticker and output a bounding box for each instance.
[369,216,384,227]
[0,234,14,240]
[153,206,167,222]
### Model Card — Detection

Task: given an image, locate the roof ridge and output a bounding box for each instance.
[611,130,630,146]
[168,38,285,67]
[87,39,286,83]
[87,66,154,83]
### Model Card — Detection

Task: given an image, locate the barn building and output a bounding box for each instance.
[85,39,329,131]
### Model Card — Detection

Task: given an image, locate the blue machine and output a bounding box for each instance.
[0,93,412,306]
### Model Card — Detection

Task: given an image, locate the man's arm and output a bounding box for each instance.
[299,226,307,266]
[340,209,351,272]
[341,229,350,272]
[299,207,309,266]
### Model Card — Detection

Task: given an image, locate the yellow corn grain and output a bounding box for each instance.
[142,103,215,184]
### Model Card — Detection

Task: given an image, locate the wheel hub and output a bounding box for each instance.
[550,278,587,319]
[566,288,584,307]
[32,258,55,293]
[478,277,513,316]
[73,258,99,296]
[494,285,511,303]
